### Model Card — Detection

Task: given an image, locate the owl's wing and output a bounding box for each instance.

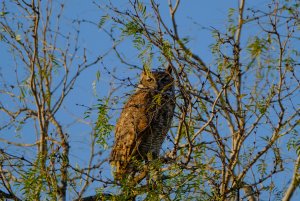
[110,91,154,178]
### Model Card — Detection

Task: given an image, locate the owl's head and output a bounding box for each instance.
[138,66,174,91]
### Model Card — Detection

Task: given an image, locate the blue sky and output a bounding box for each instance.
[63,1,300,199]
[0,0,299,200]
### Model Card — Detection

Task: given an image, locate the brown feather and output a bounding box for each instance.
[110,69,175,181]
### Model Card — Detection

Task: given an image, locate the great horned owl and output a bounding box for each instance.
[110,66,175,181]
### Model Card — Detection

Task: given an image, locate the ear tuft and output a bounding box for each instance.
[143,65,151,75]
[166,64,173,74]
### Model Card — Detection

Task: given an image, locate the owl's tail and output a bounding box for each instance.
[110,160,138,200]
[110,160,134,181]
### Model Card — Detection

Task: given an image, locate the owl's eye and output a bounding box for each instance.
[146,77,154,82]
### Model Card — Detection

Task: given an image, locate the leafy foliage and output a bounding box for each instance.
[95,99,114,149]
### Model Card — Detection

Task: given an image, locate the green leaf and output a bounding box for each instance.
[162,40,172,59]
[96,70,101,81]
[95,99,113,149]
[123,21,143,36]
[228,8,235,18]
[16,34,21,41]
[239,94,247,98]
[98,15,109,29]
[137,1,146,16]
[247,37,267,58]
[0,11,9,17]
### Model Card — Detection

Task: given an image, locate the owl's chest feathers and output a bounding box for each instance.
[137,88,175,158]
[146,88,175,117]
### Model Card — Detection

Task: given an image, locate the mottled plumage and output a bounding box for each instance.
[110,67,175,181]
